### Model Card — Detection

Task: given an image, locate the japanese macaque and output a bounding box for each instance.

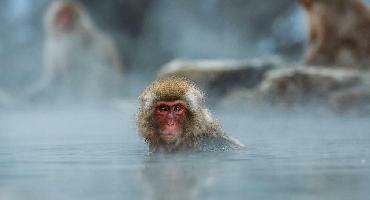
[137,78,243,153]
[27,0,124,102]
[299,0,370,69]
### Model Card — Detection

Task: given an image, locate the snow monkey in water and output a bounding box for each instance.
[299,0,370,69]
[137,78,243,153]
[27,0,124,102]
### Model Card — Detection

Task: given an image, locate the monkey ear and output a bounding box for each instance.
[140,91,156,111]
[299,0,313,9]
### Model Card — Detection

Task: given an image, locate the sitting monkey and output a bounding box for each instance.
[300,0,370,69]
[26,0,124,102]
[136,78,243,153]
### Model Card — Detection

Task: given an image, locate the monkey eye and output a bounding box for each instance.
[157,105,169,112]
[173,105,183,112]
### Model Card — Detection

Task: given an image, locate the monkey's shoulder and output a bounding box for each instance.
[197,135,243,152]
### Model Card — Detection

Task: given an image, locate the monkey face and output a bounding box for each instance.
[299,0,313,9]
[54,6,78,32]
[154,100,188,144]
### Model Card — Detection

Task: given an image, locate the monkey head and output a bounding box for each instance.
[137,78,243,153]
[44,0,92,35]
[137,78,214,152]
[299,0,314,9]
[54,3,79,31]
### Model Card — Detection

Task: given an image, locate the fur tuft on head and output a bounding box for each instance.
[140,91,157,111]
[139,77,204,113]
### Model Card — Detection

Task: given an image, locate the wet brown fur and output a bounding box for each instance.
[300,0,370,69]
[137,78,226,153]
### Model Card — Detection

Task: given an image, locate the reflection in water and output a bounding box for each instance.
[140,154,218,200]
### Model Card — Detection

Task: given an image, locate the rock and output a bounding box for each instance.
[218,88,262,110]
[330,87,370,115]
[158,57,283,98]
[257,67,362,106]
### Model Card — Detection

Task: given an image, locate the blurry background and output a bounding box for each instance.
[1,1,370,200]
[0,0,307,96]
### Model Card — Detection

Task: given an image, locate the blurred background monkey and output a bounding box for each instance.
[300,0,370,69]
[27,0,124,103]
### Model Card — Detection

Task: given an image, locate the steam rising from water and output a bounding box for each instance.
[1,1,370,200]
[0,0,306,96]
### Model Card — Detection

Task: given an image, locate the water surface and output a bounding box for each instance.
[0,104,369,200]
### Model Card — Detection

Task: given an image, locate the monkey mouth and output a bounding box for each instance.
[159,129,177,137]
[159,127,180,143]
[159,132,177,143]
[160,132,176,137]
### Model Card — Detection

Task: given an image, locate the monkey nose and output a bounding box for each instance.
[167,119,175,126]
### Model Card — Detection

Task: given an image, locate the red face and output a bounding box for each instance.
[55,6,77,32]
[155,100,188,144]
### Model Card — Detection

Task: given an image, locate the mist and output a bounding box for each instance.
[0,0,305,93]
[1,1,370,200]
